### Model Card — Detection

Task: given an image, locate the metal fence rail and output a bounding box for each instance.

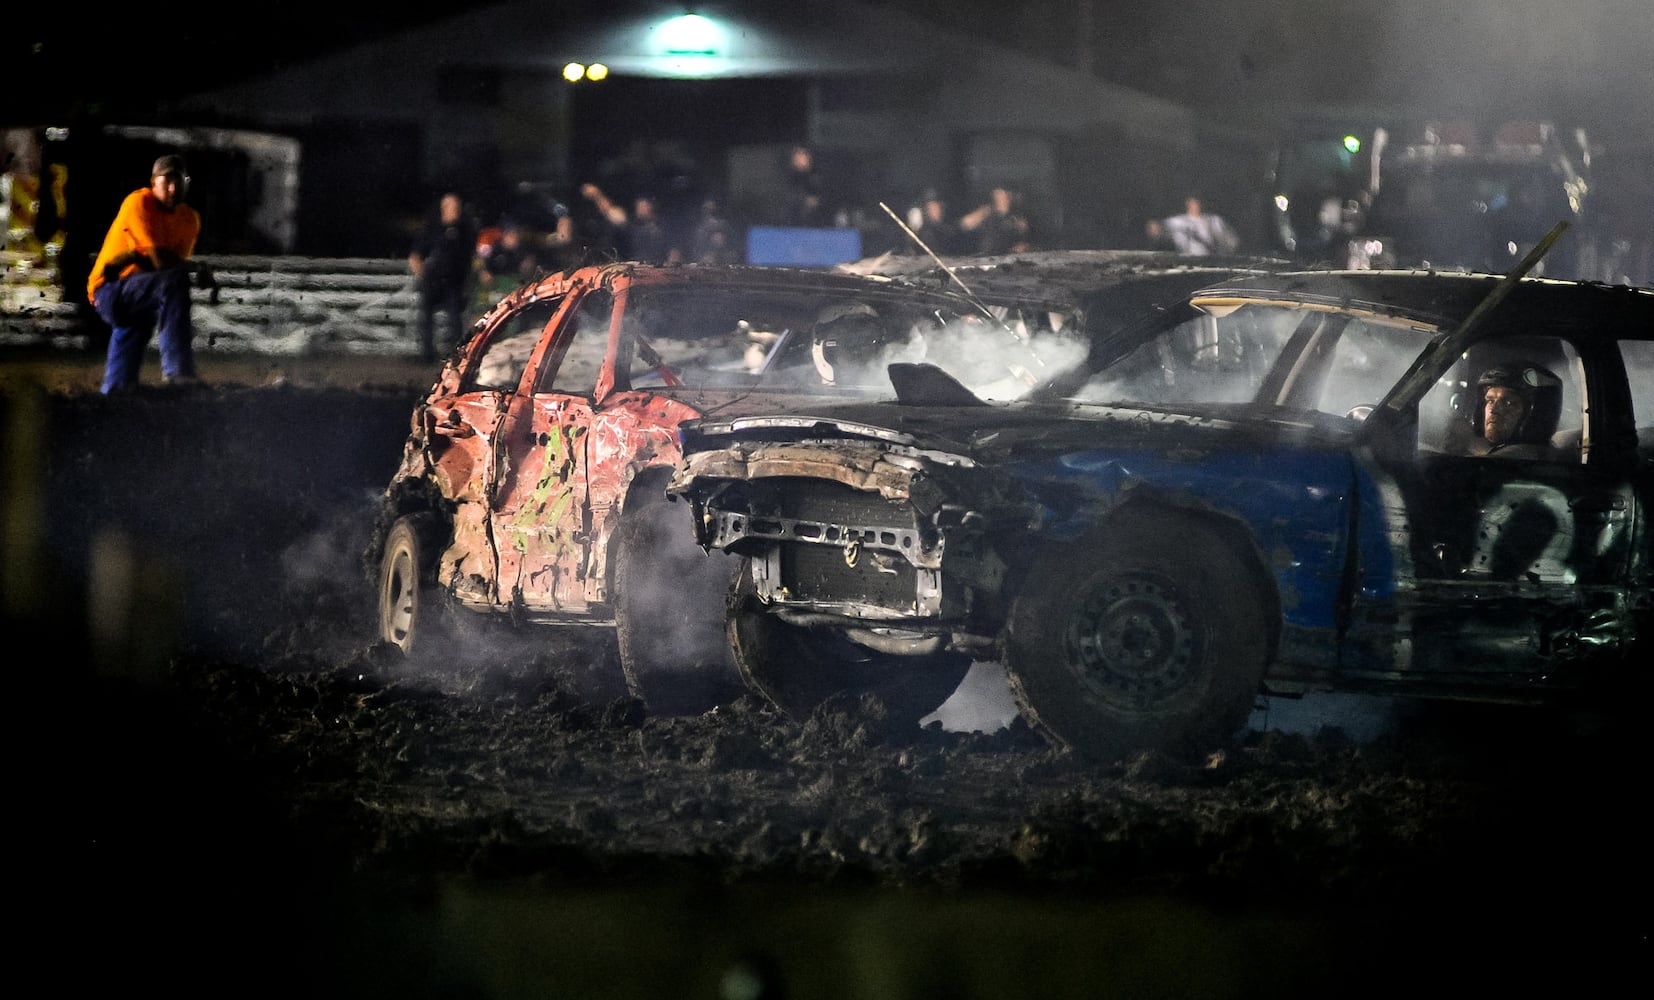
[1,255,422,355]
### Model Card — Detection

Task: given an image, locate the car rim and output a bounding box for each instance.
[384,546,415,646]
[1067,575,1195,711]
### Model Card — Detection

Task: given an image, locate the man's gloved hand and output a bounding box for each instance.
[101,250,152,282]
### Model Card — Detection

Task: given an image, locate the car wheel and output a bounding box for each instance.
[613,480,746,715]
[379,514,445,655]
[728,563,973,732]
[1003,510,1268,764]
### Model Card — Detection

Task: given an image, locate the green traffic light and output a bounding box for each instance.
[1343,135,1362,154]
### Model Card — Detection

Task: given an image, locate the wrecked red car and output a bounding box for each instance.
[367,261,1069,714]
[668,269,1654,761]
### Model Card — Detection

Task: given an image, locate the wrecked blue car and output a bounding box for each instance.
[668,269,1654,762]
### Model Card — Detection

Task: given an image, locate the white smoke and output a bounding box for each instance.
[891,315,1090,401]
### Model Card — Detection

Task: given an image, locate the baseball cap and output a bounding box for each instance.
[152,154,188,179]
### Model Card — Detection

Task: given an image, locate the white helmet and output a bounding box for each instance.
[810,301,887,384]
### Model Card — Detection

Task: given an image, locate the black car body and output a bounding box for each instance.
[668,269,1654,760]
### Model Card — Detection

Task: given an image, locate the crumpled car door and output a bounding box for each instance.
[490,388,597,613]
[483,288,618,615]
[429,392,511,606]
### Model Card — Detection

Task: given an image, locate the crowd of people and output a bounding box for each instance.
[83,143,1251,385]
[398,144,1249,359]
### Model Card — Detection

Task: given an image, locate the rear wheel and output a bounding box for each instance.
[613,481,746,715]
[1003,511,1269,764]
[728,564,973,732]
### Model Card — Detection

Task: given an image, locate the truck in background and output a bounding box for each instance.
[1263,116,1646,284]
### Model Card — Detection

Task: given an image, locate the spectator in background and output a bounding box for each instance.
[518,191,583,273]
[580,183,681,263]
[906,188,965,256]
[783,145,829,227]
[626,194,681,264]
[541,198,580,272]
[408,190,479,362]
[691,197,739,265]
[960,186,1032,255]
[1162,194,1240,256]
[476,219,538,307]
[1142,217,1175,251]
[578,181,627,260]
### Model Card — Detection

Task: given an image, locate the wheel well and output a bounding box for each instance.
[603,464,678,591]
[362,480,453,585]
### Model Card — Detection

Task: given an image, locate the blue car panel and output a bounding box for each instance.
[669,268,1654,759]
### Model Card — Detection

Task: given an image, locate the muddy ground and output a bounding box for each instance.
[4,350,1647,998]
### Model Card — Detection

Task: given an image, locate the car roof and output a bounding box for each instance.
[849,248,1290,305]
[559,260,943,294]
[499,260,993,314]
[1184,269,1654,339]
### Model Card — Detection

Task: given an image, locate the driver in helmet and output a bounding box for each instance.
[810,301,892,385]
[1467,362,1562,458]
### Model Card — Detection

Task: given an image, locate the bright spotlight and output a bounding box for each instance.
[586,63,608,81]
[563,63,586,82]
[661,12,718,54]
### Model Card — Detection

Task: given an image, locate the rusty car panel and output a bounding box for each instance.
[368,260,1066,715]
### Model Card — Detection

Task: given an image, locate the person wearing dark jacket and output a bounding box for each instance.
[783,145,829,227]
[408,191,479,362]
[959,186,1032,255]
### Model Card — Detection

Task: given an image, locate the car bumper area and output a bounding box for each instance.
[670,444,1016,651]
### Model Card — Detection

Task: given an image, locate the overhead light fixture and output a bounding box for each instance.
[660,12,718,55]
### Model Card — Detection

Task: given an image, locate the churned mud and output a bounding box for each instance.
[6,365,1644,998]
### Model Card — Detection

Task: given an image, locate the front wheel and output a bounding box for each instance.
[613,482,746,715]
[728,564,973,732]
[1003,511,1270,764]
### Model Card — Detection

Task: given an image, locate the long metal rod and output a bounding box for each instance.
[877,201,999,322]
[1382,219,1571,417]
[1450,219,1570,341]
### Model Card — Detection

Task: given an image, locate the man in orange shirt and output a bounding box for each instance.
[87,154,203,393]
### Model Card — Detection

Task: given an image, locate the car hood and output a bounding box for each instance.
[678,380,1337,469]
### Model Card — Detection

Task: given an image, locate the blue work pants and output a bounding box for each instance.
[92,266,196,393]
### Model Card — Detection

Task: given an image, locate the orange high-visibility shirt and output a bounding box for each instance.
[86,188,202,303]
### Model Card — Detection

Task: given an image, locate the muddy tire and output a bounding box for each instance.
[613,481,746,715]
[728,564,973,731]
[378,514,446,656]
[1003,511,1269,765]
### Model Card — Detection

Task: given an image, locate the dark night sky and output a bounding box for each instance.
[5,3,457,119]
[13,0,1652,142]
[9,0,1651,235]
